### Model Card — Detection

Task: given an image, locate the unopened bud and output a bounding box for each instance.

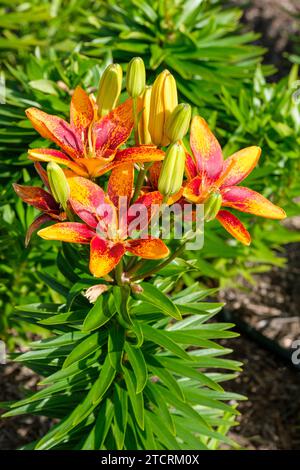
[204,192,222,222]
[158,142,185,197]
[126,57,145,98]
[47,162,70,211]
[149,70,178,147]
[138,86,152,145]
[96,63,123,117]
[165,103,191,143]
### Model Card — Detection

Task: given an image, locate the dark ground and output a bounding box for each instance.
[1,0,300,451]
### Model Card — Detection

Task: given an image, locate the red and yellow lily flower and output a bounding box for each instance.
[13,164,66,246]
[183,117,286,245]
[26,87,164,178]
[37,173,169,278]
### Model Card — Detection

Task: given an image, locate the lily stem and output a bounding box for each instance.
[115,258,124,286]
[132,162,152,203]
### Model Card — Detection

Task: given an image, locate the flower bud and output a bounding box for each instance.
[149,70,178,147]
[96,63,123,117]
[137,85,152,145]
[126,57,146,98]
[204,192,222,222]
[158,141,185,197]
[165,103,191,143]
[47,162,70,211]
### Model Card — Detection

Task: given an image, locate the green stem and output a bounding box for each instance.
[130,241,187,282]
[115,258,123,286]
[131,162,152,203]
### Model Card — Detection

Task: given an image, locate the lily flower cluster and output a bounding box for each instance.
[14,58,286,282]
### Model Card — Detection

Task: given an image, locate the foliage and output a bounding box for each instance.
[1,250,244,450]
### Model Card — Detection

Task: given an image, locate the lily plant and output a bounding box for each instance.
[6,57,285,451]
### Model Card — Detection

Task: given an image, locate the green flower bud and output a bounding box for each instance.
[126,57,146,98]
[96,63,123,117]
[158,141,186,197]
[204,192,222,222]
[165,103,191,143]
[47,162,70,211]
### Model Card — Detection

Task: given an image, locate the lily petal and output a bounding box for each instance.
[220,146,261,188]
[114,146,164,164]
[13,183,58,212]
[89,236,125,277]
[70,86,94,134]
[185,152,197,181]
[216,210,251,246]
[126,238,169,259]
[67,176,106,228]
[190,116,223,182]
[26,108,83,159]
[93,98,134,158]
[38,222,95,243]
[221,186,286,220]
[108,163,134,208]
[182,176,203,203]
[25,213,53,247]
[28,148,88,177]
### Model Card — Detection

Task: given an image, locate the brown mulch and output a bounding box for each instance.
[223,335,300,450]
[0,363,51,450]
[231,0,300,78]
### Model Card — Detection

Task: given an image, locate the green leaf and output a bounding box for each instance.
[112,384,128,450]
[108,324,125,370]
[122,366,144,430]
[137,282,181,320]
[141,323,191,361]
[82,294,115,332]
[63,332,104,369]
[124,342,148,393]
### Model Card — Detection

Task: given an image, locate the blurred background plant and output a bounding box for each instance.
[1,0,300,346]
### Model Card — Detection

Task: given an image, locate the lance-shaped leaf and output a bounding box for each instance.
[136,282,181,320]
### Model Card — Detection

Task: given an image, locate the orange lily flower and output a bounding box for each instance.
[13,164,66,246]
[37,173,169,278]
[26,87,164,178]
[183,117,286,245]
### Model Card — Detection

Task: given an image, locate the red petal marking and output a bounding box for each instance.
[190,116,223,182]
[25,213,53,247]
[93,98,134,158]
[70,86,94,134]
[221,186,286,220]
[38,222,95,243]
[220,146,261,188]
[126,238,169,259]
[13,183,59,212]
[67,176,106,228]
[108,163,134,208]
[34,162,50,190]
[114,146,164,164]
[26,108,83,159]
[216,210,251,246]
[28,148,88,176]
[182,176,204,203]
[89,236,125,277]
[185,152,197,181]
